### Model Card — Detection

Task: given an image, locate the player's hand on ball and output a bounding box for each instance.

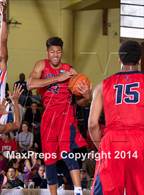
[69,68,77,75]
[57,71,75,82]
[77,80,92,100]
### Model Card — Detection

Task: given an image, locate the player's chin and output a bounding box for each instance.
[51,60,60,66]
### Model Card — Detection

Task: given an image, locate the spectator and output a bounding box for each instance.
[16,121,34,152]
[14,73,28,96]
[0,172,7,190]
[8,159,25,182]
[0,153,8,173]
[5,82,9,98]
[32,165,47,188]
[4,167,24,189]
[24,102,42,152]
[23,152,41,184]
[24,102,41,129]
[14,73,31,106]
[0,133,17,153]
[30,89,42,105]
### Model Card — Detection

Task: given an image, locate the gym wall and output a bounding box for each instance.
[7,0,120,89]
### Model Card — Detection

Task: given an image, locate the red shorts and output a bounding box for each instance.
[91,130,144,195]
[41,103,87,165]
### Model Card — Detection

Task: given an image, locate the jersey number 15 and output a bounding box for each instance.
[114,82,140,104]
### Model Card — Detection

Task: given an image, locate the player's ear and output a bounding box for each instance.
[118,58,123,69]
[118,58,121,64]
[138,59,141,65]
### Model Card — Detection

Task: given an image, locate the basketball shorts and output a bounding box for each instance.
[91,130,144,195]
[41,104,87,165]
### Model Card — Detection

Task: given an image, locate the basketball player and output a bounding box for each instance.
[0,0,7,102]
[28,37,91,195]
[0,0,23,133]
[0,2,23,193]
[89,40,144,195]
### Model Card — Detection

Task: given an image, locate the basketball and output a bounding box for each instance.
[68,73,91,96]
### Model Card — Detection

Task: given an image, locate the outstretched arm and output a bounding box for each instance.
[0,84,23,133]
[0,0,8,70]
[11,84,23,129]
[88,83,103,149]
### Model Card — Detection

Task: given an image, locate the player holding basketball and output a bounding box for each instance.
[0,0,23,133]
[28,37,91,195]
[89,40,144,195]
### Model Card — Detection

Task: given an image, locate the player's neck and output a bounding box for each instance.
[121,65,139,72]
[49,62,62,69]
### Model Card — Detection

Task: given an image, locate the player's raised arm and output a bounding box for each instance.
[0,84,23,133]
[88,83,103,149]
[0,0,8,70]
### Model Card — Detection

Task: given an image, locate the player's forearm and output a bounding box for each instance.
[0,122,19,133]
[0,12,8,67]
[13,101,20,129]
[89,123,102,149]
[1,14,8,42]
[27,77,59,90]
[0,124,5,133]
[0,101,21,134]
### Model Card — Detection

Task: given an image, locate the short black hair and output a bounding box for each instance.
[119,40,142,65]
[46,37,63,49]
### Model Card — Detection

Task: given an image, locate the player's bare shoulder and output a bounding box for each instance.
[29,59,45,78]
[34,59,45,72]
[27,59,46,90]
